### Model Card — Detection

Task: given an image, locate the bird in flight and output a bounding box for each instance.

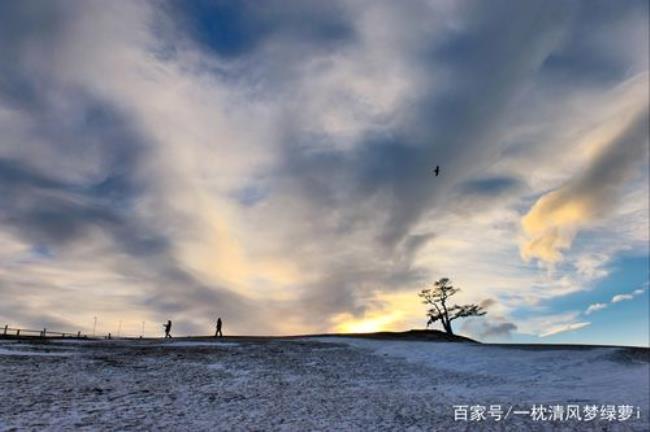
[433,165,440,176]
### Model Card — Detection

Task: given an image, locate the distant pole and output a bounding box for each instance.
[117,320,122,337]
[93,316,97,337]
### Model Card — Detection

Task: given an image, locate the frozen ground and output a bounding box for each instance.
[0,337,647,431]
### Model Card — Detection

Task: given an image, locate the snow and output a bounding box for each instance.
[0,347,75,357]
[319,338,650,407]
[0,342,78,357]
[150,341,240,348]
[0,337,647,431]
[55,339,101,344]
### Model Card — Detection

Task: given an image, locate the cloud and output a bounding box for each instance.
[582,286,646,316]
[515,311,592,338]
[481,321,517,339]
[479,298,497,309]
[610,286,646,304]
[611,294,634,304]
[520,99,649,265]
[458,176,522,197]
[460,316,518,340]
[458,299,517,340]
[585,303,607,315]
[0,1,647,337]
[539,321,590,337]
[574,254,609,280]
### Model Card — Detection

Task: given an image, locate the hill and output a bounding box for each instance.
[299,328,477,343]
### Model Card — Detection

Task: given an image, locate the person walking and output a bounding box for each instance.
[215,317,223,337]
[163,320,172,338]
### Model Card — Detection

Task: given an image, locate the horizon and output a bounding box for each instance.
[3,327,649,349]
[1,1,649,347]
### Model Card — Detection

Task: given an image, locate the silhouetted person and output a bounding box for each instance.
[433,165,440,176]
[163,320,172,338]
[215,317,223,337]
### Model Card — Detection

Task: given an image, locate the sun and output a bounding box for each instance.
[332,311,404,334]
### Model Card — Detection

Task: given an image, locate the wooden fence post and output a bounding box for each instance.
[3,325,7,336]
[16,329,20,336]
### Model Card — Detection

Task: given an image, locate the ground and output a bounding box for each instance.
[0,336,648,431]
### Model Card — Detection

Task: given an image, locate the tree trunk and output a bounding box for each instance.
[440,297,452,335]
[446,322,454,336]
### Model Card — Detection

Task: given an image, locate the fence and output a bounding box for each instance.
[1,325,88,339]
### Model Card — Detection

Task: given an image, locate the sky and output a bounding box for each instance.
[0,0,648,345]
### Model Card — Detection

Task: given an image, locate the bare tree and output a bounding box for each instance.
[419,278,486,335]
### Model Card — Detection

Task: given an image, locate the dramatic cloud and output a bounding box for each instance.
[0,0,647,338]
[521,95,649,265]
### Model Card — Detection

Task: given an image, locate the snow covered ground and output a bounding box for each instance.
[0,337,647,431]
